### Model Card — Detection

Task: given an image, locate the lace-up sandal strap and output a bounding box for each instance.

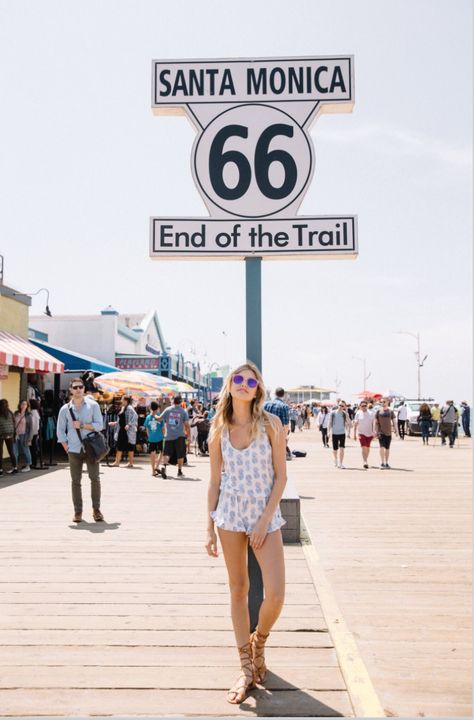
[227,643,255,704]
[251,630,269,683]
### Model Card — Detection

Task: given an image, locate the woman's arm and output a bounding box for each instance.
[205,433,222,557]
[250,417,287,550]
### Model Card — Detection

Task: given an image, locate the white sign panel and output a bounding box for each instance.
[152,57,353,107]
[150,217,357,260]
[150,56,357,260]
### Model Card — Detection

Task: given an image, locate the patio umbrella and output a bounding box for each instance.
[356,390,383,399]
[175,381,195,393]
[94,370,178,396]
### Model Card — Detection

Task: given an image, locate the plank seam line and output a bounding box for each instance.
[300,511,386,718]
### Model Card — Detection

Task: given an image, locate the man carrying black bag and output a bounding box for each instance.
[57,378,105,523]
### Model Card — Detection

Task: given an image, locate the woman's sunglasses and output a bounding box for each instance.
[232,374,258,389]
[71,385,84,390]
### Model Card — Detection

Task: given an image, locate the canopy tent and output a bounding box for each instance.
[380,388,405,399]
[1,331,64,373]
[94,370,179,397]
[31,339,116,375]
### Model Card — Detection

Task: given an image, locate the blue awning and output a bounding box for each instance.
[30,340,119,374]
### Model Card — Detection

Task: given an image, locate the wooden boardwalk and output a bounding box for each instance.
[0,428,470,717]
[0,456,355,717]
[289,428,472,718]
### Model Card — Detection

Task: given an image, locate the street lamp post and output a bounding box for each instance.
[352,356,371,392]
[396,331,428,399]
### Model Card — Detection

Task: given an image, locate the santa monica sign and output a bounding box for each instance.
[150,56,357,260]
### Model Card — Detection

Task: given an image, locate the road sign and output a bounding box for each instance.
[150,56,357,260]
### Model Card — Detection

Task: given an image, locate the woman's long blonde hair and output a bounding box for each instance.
[209,361,281,443]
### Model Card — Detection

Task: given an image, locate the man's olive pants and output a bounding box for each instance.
[68,451,101,513]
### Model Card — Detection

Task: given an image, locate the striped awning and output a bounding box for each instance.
[0,331,64,373]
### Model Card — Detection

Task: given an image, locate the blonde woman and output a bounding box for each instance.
[205,362,287,705]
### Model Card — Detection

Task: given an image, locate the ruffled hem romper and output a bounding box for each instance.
[210,426,286,535]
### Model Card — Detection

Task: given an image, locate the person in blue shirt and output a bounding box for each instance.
[57,377,104,523]
[143,401,165,476]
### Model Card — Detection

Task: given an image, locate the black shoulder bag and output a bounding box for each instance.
[69,405,109,463]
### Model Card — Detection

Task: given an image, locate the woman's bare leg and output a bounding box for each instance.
[218,528,254,703]
[218,528,251,646]
[127,451,134,466]
[253,529,285,634]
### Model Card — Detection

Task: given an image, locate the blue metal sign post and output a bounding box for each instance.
[245,256,263,630]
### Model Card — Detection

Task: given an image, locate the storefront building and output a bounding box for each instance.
[0,285,64,408]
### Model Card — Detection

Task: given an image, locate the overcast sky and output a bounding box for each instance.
[0,0,472,402]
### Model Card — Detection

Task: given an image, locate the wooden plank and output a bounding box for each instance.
[0,645,339,667]
[0,665,346,690]
[0,629,333,648]
[0,615,328,631]
[0,688,354,716]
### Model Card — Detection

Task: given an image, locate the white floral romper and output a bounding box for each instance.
[210,426,286,535]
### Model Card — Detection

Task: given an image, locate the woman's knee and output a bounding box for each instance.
[264,588,285,608]
[229,580,249,602]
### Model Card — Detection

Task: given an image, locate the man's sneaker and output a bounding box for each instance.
[160,466,167,479]
[177,469,184,478]
[339,464,346,469]
[20,465,31,473]
[363,463,369,469]
[6,468,18,475]
[380,464,386,469]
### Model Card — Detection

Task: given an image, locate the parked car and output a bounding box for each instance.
[395,399,436,436]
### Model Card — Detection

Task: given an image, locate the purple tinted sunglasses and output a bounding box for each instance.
[232,374,258,389]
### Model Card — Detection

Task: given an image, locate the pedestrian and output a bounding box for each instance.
[430,402,440,438]
[289,404,297,433]
[109,396,138,468]
[143,401,165,475]
[295,405,304,432]
[461,402,471,437]
[353,400,375,468]
[188,399,199,453]
[417,403,433,445]
[317,406,330,448]
[264,387,291,460]
[56,377,104,523]
[0,399,18,475]
[374,398,397,469]
[397,400,408,439]
[194,410,210,455]
[439,400,457,447]
[158,395,190,478]
[205,362,286,705]
[28,399,42,469]
[328,401,350,469]
[13,400,34,473]
[303,404,311,430]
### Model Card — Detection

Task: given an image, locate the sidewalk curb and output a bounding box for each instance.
[300,513,386,718]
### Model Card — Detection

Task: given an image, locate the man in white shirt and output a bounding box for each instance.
[353,401,375,469]
[397,400,408,439]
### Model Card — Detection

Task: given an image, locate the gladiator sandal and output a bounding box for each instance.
[226,642,255,705]
[250,628,270,683]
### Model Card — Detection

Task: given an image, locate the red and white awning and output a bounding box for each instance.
[0,331,64,373]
